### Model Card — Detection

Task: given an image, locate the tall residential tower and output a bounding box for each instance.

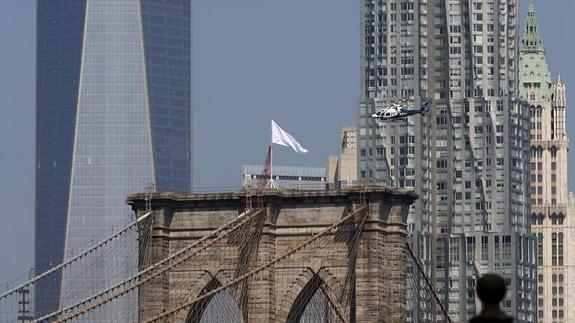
[519,4,574,322]
[35,0,191,317]
[359,0,536,321]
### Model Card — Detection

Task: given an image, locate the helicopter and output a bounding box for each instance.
[370,100,430,122]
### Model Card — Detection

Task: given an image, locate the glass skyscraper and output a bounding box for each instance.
[359,1,536,321]
[35,0,191,318]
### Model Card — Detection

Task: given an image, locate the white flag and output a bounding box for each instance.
[271,120,309,154]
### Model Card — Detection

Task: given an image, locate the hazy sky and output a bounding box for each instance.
[0,0,573,285]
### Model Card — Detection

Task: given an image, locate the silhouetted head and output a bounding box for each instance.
[476,274,507,305]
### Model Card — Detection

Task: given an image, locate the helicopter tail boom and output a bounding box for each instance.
[420,101,430,112]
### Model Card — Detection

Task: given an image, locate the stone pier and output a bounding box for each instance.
[127,186,417,322]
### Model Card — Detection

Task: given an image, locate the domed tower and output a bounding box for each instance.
[519,3,553,102]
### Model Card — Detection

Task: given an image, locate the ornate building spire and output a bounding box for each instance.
[555,75,567,104]
[521,3,544,53]
[553,75,567,138]
[519,3,552,100]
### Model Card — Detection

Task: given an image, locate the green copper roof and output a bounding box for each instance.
[519,4,552,100]
[521,3,544,52]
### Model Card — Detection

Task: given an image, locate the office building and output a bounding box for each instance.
[326,126,358,188]
[566,194,575,321]
[242,165,326,190]
[35,0,191,318]
[519,5,574,322]
[358,1,535,321]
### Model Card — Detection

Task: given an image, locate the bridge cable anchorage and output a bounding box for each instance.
[0,211,152,303]
[43,207,265,323]
[405,241,452,323]
[143,205,368,323]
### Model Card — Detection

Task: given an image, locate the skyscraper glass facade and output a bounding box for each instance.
[35,0,191,317]
[359,1,535,321]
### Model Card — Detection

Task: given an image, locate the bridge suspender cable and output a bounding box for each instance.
[0,212,151,302]
[38,207,265,323]
[405,241,452,323]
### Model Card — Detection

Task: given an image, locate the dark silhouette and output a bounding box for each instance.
[469,274,514,323]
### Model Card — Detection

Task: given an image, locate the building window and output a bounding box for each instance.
[559,233,564,265]
[537,233,543,265]
[481,236,489,261]
[449,237,459,262]
[503,235,511,259]
[552,233,557,266]
[494,236,500,259]
[467,237,476,261]
[551,148,557,158]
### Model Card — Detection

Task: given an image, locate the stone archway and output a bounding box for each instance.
[184,276,243,323]
[276,267,346,319]
[286,273,331,323]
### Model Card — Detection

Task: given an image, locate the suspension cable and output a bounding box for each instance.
[43,207,264,323]
[0,212,151,302]
[405,241,452,323]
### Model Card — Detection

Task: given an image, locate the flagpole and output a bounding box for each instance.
[267,119,308,189]
[270,121,274,188]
